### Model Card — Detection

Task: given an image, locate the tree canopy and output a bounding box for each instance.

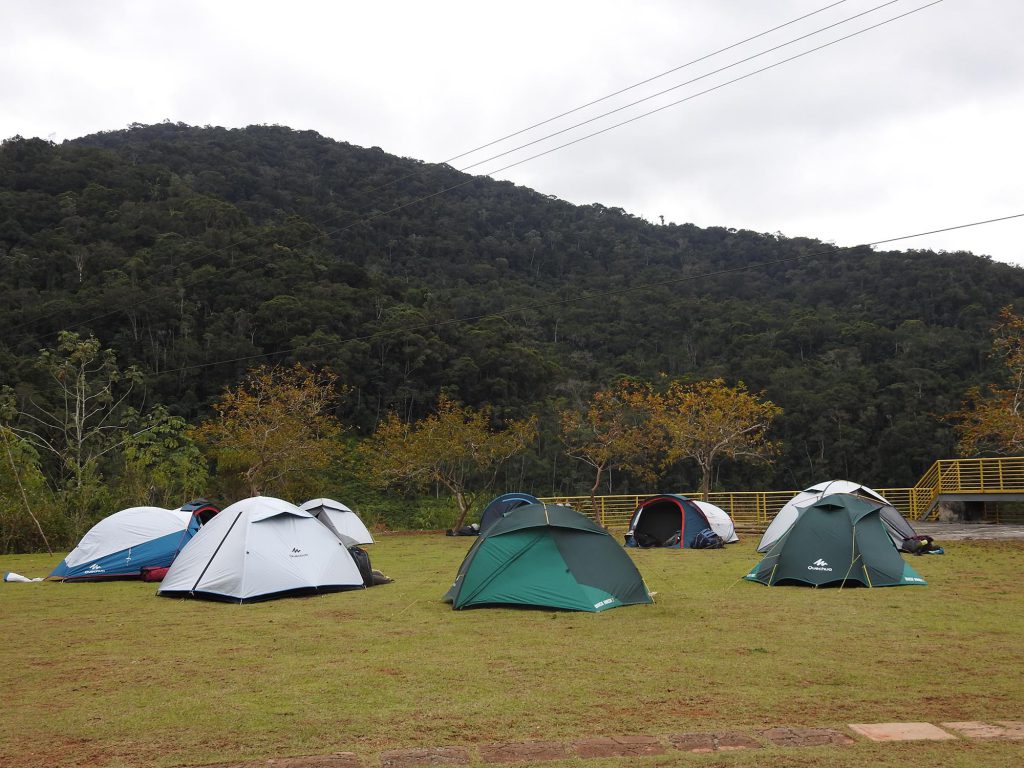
[358,395,537,530]
[953,307,1024,456]
[191,364,345,497]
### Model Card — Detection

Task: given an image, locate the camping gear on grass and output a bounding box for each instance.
[299,498,374,545]
[48,501,220,581]
[158,496,365,602]
[758,479,927,554]
[4,572,43,582]
[625,494,737,548]
[444,502,652,611]
[446,523,480,536]
[744,492,927,588]
[478,492,541,533]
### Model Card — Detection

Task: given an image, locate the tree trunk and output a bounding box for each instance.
[699,461,712,501]
[451,488,472,531]
[589,463,605,520]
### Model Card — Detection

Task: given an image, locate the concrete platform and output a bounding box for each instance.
[848,722,956,741]
[913,522,1024,540]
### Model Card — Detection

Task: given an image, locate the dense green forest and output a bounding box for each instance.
[1,122,1021,534]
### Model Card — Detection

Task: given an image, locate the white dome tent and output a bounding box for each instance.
[757,480,889,553]
[158,496,364,602]
[299,498,374,545]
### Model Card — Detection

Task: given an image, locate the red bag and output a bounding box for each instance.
[141,566,170,582]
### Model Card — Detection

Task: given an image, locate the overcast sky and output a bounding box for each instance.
[4,0,1023,265]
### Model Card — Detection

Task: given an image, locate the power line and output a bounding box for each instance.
[456,0,907,174]
[444,0,854,165]
[6,1,926,338]
[153,212,1024,376]
[469,1,945,179]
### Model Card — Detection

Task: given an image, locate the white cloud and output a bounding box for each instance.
[2,0,1022,264]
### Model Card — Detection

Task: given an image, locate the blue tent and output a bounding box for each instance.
[625,494,719,548]
[49,501,219,581]
[479,492,541,532]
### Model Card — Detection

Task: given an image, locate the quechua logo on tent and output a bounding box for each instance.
[808,558,833,572]
[289,547,308,558]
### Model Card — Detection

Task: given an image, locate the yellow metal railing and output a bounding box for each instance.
[908,456,1024,519]
[537,492,801,531]
[539,457,1024,529]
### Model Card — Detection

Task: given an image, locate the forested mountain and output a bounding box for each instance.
[2,122,1021,495]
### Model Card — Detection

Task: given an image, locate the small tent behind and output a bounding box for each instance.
[693,500,740,543]
[445,503,652,611]
[744,493,927,588]
[478,492,541,532]
[758,479,923,553]
[625,494,731,548]
[299,498,374,545]
[49,501,220,581]
[158,496,365,602]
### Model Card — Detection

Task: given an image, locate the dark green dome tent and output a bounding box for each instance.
[444,503,653,611]
[744,493,927,588]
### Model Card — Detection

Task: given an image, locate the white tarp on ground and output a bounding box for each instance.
[158,496,364,602]
[299,498,374,545]
[693,500,740,543]
[757,480,889,553]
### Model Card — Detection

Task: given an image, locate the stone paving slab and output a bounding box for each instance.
[198,755,361,768]
[573,735,666,758]
[848,722,955,742]
[942,721,1024,739]
[379,747,470,767]
[478,741,569,763]
[762,727,855,747]
[668,732,762,752]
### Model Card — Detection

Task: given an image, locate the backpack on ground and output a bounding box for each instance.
[691,528,724,549]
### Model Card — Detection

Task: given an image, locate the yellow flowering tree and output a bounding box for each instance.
[191,364,345,497]
[359,395,537,530]
[954,307,1024,455]
[560,381,663,516]
[651,378,781,499]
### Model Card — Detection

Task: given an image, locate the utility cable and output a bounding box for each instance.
[456,0,906,174]
[444,0,853,165]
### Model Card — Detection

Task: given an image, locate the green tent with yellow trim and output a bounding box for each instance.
[444,503,652,611]
[744,493,927,588]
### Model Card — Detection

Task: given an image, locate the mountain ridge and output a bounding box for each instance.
[1,122,1021,491]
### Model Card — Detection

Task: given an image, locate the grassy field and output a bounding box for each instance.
[2,534,1023,768]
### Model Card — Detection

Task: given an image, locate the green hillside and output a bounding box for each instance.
[2,122,1021,499]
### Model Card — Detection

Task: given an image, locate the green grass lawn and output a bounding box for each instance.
[2,536,1023,768]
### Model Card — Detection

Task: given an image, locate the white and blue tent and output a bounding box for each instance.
[48,502,218,581]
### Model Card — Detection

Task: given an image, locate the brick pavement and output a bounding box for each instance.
[185,719,1023,767]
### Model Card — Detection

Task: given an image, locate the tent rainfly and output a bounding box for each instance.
[445,503,652,611]
[48,501,219,581]
[158,496,365,602]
